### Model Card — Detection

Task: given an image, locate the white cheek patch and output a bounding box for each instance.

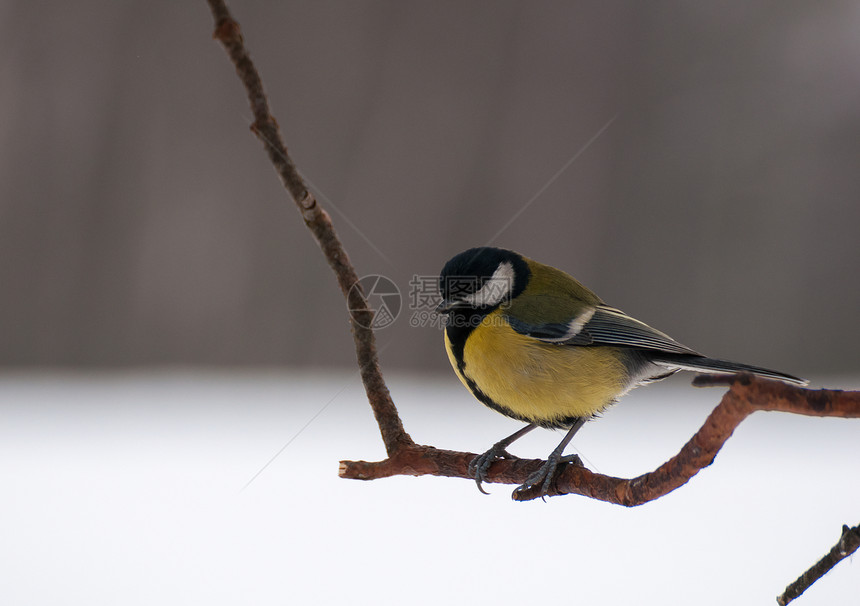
[464,262,514,307]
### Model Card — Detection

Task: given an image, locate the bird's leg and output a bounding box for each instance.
[469,424,537,495]
[515,418,587,499]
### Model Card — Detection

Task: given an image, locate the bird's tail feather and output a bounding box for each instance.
[651,354,807,386]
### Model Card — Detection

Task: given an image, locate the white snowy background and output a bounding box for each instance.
[1,371,857,605]
[3,3,859,604]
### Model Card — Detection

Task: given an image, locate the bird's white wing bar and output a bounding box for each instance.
[506,306,595,342]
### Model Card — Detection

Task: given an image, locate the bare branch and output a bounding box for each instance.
[205,0,413,456]
[777,523,860,605]
[340,375,860,505]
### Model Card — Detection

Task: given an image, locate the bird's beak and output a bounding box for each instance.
[435,299,462,314]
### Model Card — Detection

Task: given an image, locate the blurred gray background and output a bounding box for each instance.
[1,1,858,376]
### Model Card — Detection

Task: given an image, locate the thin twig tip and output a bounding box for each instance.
[691,373,739,388]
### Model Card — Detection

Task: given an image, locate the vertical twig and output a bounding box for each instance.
[205,0,413,455]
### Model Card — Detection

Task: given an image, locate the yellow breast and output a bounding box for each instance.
[445,309,628,426]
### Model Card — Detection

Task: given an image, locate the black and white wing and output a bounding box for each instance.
[507,305,700,356]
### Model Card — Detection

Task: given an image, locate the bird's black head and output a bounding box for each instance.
[437,247,530,314]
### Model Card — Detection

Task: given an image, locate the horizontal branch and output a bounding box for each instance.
[340,375,860,505]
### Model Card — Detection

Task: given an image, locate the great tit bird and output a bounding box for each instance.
[437,247,806,496]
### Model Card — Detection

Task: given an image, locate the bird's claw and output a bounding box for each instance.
[469,446,518,495]
[513,453,582,500]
